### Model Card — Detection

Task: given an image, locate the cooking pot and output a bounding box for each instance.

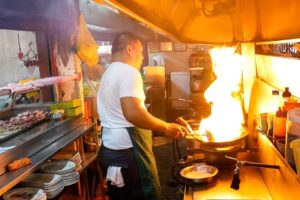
[180,163,218,184]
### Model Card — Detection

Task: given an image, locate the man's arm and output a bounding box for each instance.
[121,97,187,137]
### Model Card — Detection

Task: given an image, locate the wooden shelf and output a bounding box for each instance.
[79,152,98,173]
[58,194,86,200]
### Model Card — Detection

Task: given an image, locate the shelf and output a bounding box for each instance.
[0,121,95,196]
[58,194,86,200]
[79,152,98,173]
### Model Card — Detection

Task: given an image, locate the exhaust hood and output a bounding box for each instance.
[100,0,300,44]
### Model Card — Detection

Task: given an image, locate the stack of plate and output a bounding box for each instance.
[3,187,47,200]
[39,160,80,186]
[20,173,64,199]
[52,151,82,171]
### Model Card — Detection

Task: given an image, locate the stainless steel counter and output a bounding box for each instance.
[184,152,272,200]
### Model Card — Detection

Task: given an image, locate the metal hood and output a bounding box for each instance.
[102,0,300,44]
[80,0,169,42]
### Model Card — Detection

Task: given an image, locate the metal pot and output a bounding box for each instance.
[180,163,218,183]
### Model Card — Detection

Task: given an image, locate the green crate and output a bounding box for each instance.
[49,103,62,111]
[61,99,82,109]
[66,106,83,116]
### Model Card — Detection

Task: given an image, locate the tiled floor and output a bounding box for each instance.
[153,137,187,200]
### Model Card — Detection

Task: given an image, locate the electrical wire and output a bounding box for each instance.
[175,139,182,159]
[172,138,177,161]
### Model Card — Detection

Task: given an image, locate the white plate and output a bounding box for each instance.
[46,186,64,199]
[60,171,78,178]
[39,160,76,174]
[52,151,79,160]
[21,173,62,187]
[3,187,45,200]
[63,172,80,186]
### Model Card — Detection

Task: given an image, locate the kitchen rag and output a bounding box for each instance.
[106,166,125,188]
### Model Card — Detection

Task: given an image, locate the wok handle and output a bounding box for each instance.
[243,161,280,169]
[225,156,280,169]
[176,117,194,134]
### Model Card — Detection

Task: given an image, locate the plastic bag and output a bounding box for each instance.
[76,14,98,67]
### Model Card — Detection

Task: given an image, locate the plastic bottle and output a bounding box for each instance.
[273,107,287,154]
[281,87,292,110]
[273,107,287,139]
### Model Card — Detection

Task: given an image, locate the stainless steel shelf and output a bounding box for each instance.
[0,119,95,196]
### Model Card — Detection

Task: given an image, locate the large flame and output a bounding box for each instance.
[199,47,244,142]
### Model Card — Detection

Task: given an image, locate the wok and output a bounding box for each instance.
[189,127,249,150]
[177,117,248,150]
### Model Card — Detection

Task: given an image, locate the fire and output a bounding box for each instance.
[198,46,244,142]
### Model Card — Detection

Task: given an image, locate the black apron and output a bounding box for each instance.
[99,127,161,200]
[126,127,161,200]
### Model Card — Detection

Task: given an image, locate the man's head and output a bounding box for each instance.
[111,32,144,69]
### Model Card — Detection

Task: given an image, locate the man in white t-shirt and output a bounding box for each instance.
[97,32,188,200]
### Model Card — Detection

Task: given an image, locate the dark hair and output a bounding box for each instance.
[111,32,141,54]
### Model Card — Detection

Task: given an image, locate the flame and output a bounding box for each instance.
[198,46,244,142]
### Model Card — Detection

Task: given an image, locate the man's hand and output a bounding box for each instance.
[164,123,188,139]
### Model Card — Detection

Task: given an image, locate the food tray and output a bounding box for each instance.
[0,117,50,144]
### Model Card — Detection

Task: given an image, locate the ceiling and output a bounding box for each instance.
[87,0,300,44]
[3,0,299,44]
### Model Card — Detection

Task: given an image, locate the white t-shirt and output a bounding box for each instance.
[97,62,146,149]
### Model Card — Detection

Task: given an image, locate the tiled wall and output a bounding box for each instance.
[0,30,40,87]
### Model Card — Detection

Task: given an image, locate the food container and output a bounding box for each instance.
[290,139,300,176]
[285,108,300,166]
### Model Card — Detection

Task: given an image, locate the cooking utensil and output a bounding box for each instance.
[180,163,218,183]
[177,116,216,142]
[176,116,194,134]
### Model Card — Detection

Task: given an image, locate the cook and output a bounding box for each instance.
[97,31,188,200]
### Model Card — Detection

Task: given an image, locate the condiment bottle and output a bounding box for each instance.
[281,87,292,110]
[273,107,287,139]
[271,90,280,113]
